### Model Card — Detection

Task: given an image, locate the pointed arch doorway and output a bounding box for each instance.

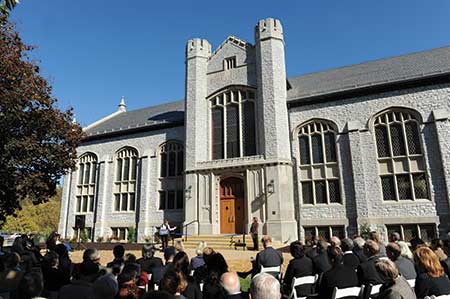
[220,177,245,234]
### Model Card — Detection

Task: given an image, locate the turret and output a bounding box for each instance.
[185,38,212,170]
[118,96,126,112]
[255,18,290,160]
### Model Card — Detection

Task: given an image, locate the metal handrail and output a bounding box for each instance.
[182,220,197,242]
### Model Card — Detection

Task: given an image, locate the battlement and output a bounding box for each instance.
[255,18,283,41]
[186,38,212,59]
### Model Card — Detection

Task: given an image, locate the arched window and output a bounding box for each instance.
[76,153,97,213]
[298,121,340,204]
[210,87,256,159]
[373,109,429,201]
[114,147,138,212]
[160,141,184,178]
[159,141,184,210]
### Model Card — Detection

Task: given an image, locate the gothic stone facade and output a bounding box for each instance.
[58,18,450,243]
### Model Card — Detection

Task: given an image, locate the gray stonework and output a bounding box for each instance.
[59,17,450,243]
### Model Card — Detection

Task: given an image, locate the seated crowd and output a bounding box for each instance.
[1,231,450,299]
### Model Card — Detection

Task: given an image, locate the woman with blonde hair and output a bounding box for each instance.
[414,246,450,298]
[190,241,207,271]
[375,259,416,299]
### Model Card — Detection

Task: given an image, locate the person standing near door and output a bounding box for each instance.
[250,217,259,251]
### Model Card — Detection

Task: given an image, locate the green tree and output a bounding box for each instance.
[0,188,62,233]
[0,0,19,16]
[0,15,83,223]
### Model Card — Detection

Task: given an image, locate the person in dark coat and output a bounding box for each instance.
[173,251,202,299]
[253,235,283,278]
[317,246,358,299]
[282,241,314,297]
[414,246,450,298]
[386,242,416,280]
[41,251,66,292]
[137,244,163,274]
[55,243,72,286]
[375,259,416,299]
[220,272,248,299]
[58,260,100,299]
[356,240,385,286]
[249,217,259,251]
[352,237,367,263]
[341,238,360,270]
[203,253,228,299]
[107,244,126,274]
[312,240,331,275]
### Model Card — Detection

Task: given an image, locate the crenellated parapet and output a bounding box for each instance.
[186,38,212,60]
[255,17,284,42]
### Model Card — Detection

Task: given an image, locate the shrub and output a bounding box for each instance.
[127,227,136,243]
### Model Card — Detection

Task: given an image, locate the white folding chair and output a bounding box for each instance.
[407,279,415,288]
[260,265,282,280]
[289,275,317,299]
[428,295,450,299]
[369,284,382,297]
[332,286,364,299]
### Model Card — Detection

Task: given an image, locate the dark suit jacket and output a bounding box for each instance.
[415,273,450,298]
[394,256,416,280]
[353,248,368,263]
[357,256,385,286]
[254,246,283,276]
[342,252,360,270]
[137,257,164,274]
[318,264,359,299]
[312,252,331,274]
[227,292,249,299]
[283,256,314,296]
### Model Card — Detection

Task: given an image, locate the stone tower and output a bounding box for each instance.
[184,38,212,235]
[255,18,297,241]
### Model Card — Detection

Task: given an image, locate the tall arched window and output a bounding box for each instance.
[76,153,97,213]
[210,87,256,160]
[298,121,341,204]
[159,141,184,210]
[373,109,429,201]
[114,147,138,212]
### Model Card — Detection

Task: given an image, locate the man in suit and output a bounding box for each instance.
[283,241,314,297]
[357,239,386,286]
[220,272,249,299]
[386,242,416,280]
[250,217,259,251]
[312,240,331,275]
[317,246,359,299]
[353,237,368,263]
[253,235,283,278]
[341,238,360,270]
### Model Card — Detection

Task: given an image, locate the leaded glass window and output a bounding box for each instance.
[386,224,436,242]
[160,141,184,178]
[76,153,97,213]
[303,226,346,242]
[374,110,429,201]
[298,121,341,204]
[210,87,256,159]
[114,147,138,212]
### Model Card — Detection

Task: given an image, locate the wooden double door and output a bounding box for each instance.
[220,177,245,234]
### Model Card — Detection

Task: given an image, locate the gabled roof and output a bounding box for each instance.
[82,45,450,141]
[287,45,450,102]
[83,100,184,140]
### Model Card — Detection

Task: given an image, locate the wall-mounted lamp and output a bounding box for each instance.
[267,180,275,194]
[185,185,192,199]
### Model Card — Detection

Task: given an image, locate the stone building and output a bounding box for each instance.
[58,18,450,243]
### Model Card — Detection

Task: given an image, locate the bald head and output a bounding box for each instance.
[220,272,241,295]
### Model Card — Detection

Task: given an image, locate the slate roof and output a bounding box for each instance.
[84,100,184,139]
[287,45,450,102]
[83,46,450,140]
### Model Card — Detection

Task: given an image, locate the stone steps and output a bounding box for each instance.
[173,235,282,251]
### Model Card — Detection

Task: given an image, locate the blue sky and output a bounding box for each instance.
[11,0,450,127]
